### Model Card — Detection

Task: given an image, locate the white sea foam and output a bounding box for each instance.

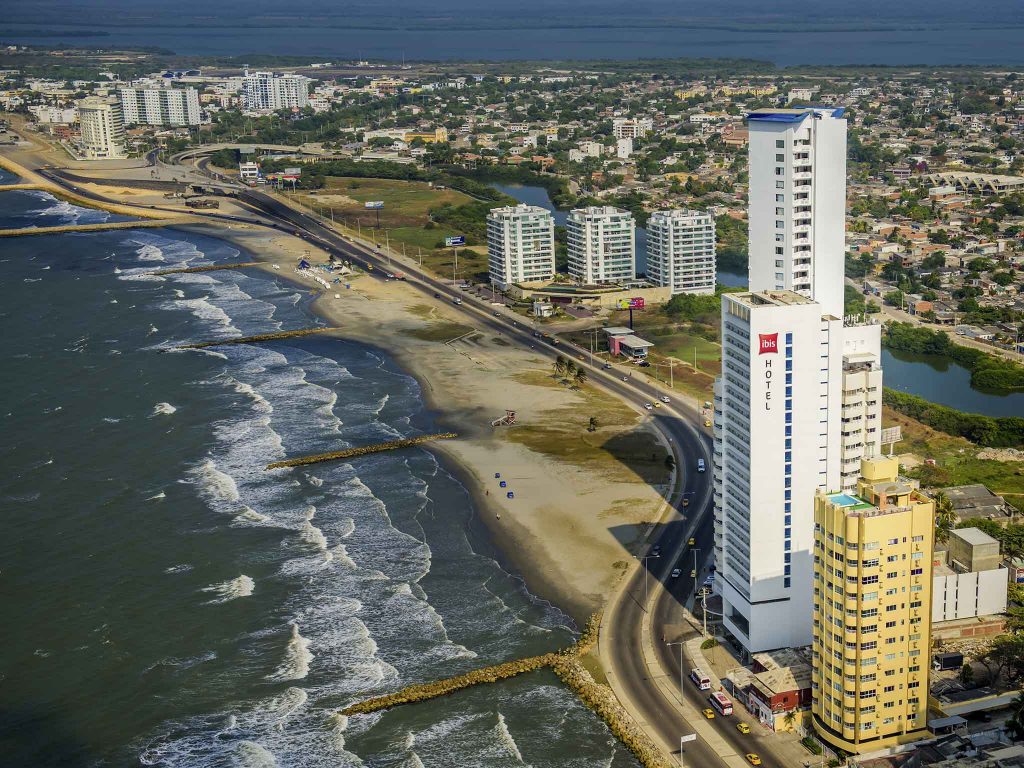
[299,507,328,553]
[268,624,313,681]
[152,402,177,416]
[148,325,159,336]
[164,564,192,574]
[145,492,166,501]
[136,243,166,262]
[201,575,255,604]
[235,506,272,525]
[189,459,241,506]
[494,713,526,764]
[102,417,121,423]
[234,741,278,768]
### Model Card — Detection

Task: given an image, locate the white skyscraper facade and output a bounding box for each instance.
[242,71,311,112]
[714,291,843,652]
[713,106,885,653]
[118,86,201,127]
[77,97,127,160]
[487,204,556,289]
[747,107,847,319]
[566,206,635,284]
[646,209,716,295]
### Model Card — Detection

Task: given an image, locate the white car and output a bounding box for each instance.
[671,568,682,579]
[660,396,670,403]
[644,403,653,411]
[697,458,706,472]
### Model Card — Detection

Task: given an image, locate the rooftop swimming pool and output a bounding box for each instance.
[829,493,862,507]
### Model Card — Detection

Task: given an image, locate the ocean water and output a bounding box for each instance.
[0,189,637,767]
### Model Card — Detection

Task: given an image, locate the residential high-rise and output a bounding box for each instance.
[77,97,126,160]
[812,457,933,754]
[118,86,201,127]
[713,290,843,652]
[566,206,635,285]
[242,71,310,112]
[747,107,847,319]
[486,204,556,289]
[646,209,716,295]
[612,116,654,139]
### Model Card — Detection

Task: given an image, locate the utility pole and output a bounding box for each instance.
[670,358,674,389]
[638,554,660,612]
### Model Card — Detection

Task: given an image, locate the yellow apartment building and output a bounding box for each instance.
[812,457,934,754]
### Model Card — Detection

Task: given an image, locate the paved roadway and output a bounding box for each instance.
[27,157,795,768]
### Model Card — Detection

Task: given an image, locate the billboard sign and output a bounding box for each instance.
[758,333,779,355]
[445,235,466,247]
[616,297,646,310]
[365,201,385,209]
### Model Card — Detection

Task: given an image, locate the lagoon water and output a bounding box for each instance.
[0,183,637,767]
[882,348,1024,419]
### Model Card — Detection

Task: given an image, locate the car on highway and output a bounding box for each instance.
[697,458,706,472]
[643,403,653,410]
[603,363,612,369]
[434,293,440,298]
[745,755,761,766]
[670,568,681,579]
[652,401,661,408]
[660,396,670,403]
[452,297,463,305]
[704,419,712,427]
[688,537,696,546]
[736,722,751,734]
[651,545,661,557]
[681,498,689,507]
[702,708,715,719]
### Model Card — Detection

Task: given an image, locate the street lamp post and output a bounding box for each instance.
[666,640,685,703]
[638,554,660,611]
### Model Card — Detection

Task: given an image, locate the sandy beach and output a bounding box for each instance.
[178,220,673,622]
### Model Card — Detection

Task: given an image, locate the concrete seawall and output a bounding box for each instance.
[0,218,189,237]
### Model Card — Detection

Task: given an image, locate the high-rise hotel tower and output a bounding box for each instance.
[713,107,886,653]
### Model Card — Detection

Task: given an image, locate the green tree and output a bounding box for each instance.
[554,355,566,377]
[934,491,957,543]
[1008,691,1024,741]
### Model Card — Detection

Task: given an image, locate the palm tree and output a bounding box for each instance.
[934,491,957,543]
[783,710,797,732]
[565,359,577,379]
[574,368,588,388]
[1008,691,1024,741]
[553,355,566,378]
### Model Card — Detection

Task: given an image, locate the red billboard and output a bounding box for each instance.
[758,333,779,354]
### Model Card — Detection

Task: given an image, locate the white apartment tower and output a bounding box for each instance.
[712,106,885,653]
[714,291,843,652]
[566,206,635,284]
[487,204,556,289]
[77,97,127,160]
[646,209,716,295]
[242,71,310,112]
[118,86,201,127]
[747,107,847,319]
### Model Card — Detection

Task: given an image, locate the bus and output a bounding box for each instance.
[709,691,733,716]
[690,669,711,691]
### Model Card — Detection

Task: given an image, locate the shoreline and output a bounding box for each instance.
[172,220,669,625]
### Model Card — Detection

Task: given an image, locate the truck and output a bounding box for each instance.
[933,652,964,672]
[185,198,219,209]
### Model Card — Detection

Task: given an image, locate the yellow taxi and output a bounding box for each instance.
[682,498,690,507]
[688,537,696,546]
[702,708,715,719]
[736,722,751,734]
[745,755,761,766]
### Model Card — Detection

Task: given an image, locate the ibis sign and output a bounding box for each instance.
[364,201,385,209]
[445,235,466,247]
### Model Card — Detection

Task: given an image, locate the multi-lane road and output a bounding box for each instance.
[23,150,796,768]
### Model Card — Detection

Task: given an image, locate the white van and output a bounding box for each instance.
[697,458,706,473]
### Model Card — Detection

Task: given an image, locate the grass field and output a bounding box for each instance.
[292,177,491,282]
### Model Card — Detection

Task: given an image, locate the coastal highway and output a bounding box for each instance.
[27,159,785,768]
